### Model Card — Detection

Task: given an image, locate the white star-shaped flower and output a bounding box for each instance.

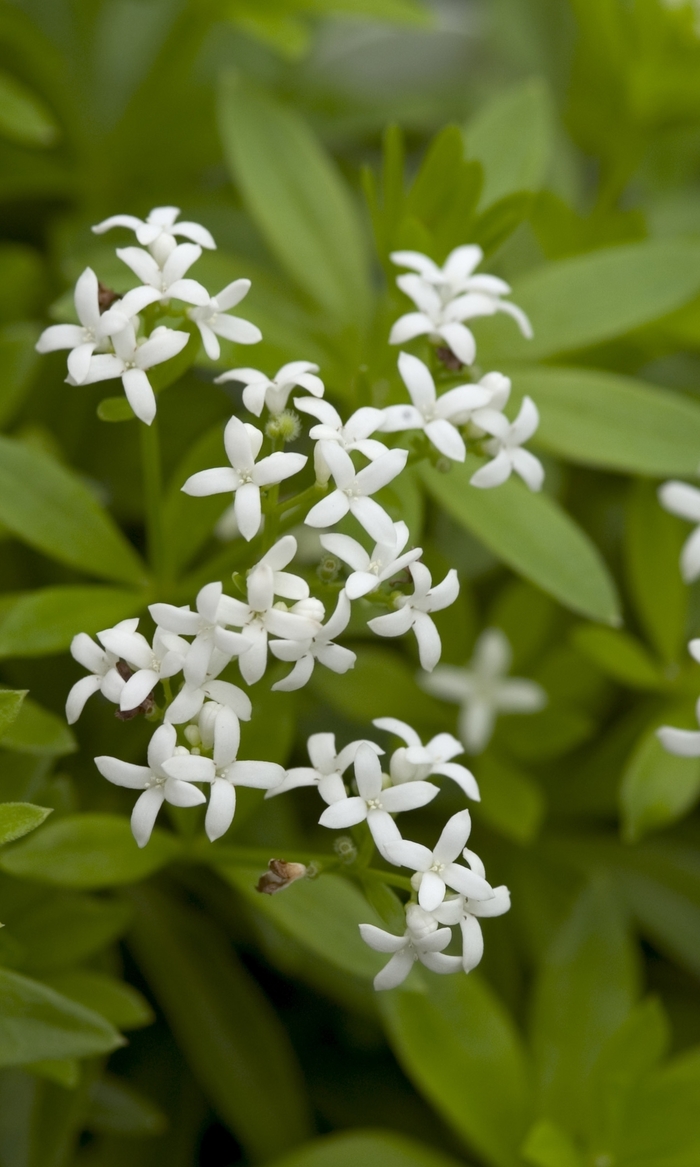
[165,674,252,727]
[270,590,356,691]
[368,561,459,671]
[304,443,407,545]
[115,241,209,309]
[360,902,462,991]
[470,396,544,492]
[217,361,324,416]
[372,717,480,800]
[71,321,190,425]
[65,623,132,723]
[150,581,250,688]
[434,875,511,974]
[320,520,421,600]
[93,205,215,266]
[294,398,387,483]
[386,809,494,911]
[188,279,262,361]
[379,353,491,462]
[268,732,383,801]
[36,268,131,384]
[97,621,189,714]
[181,415,307,541]
[658,481,700,583]
[420,627,547,753]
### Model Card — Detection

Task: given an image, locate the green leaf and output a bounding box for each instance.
[465,78,554,208]
[421,460,620,624]
[0,247,45,323]
[0,689,26,740]
[381,973,532,1167]
[218,73,371,323]
[41,970,153,1031]
[0,586,144,658]
[475,754,544,844]
[86,1074,166,1135]
[0,967,123,1069]
[268,1130,464,1167]
[1,890,132,974]
[26,1057,79,1088]
[0,436,147,585]
[0,322,41,428]
[474,239,700,363]
[0,694,76,756]
[0,803,51,846]
[96,396,135,423]
[625,479,688,664]
[0,68,60,148]
[572,626,667,690]
[589,997,669,1152]
[128,885,312,1159]
[506,365,700,477]
[521,1120,583,1167]
[163,421,231,575]
[620,723,700,842]
[618,1046,700,1165]
[0,813,181,888]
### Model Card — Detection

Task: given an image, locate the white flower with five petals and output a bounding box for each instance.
[360,902,462,991]
[320,521,421,600]
[116,242,209,309]
[379,353,491,462]
[150,581,250,688]
[217,361,324,416]
[385,809,494,911]
[368,561,459,671]
[294,398,387,483]
[434,875,511,974]
[304,443,407,545]
[372,717,480,800]
[470,396,544,492]
[221,561,322,685]
[658,481,700,583]
[97,622,189,714]
[188,280,262,361]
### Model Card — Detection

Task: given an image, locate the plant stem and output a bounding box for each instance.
[139,417,167,584]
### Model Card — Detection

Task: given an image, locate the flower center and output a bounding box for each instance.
[429,861,445,875]
[366,797,382,811]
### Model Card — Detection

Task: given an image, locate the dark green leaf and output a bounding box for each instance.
[96,396,135,423]
[86,1074,166,1135]
[42,970,153,1031]
[521,1119,583,1167]
[0,586,144,658]
[0,689,25,740]
[163,421,231,575]
[1,889,132,974]
[0,695,76,756]
[268,1130,464,1167]
[311,645,447,730]
[572,626,667,690]
[475,754,544,844]
[0,967,123,1069]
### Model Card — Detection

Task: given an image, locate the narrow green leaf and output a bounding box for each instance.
[0,436,147,585]
[0,322,41,427]
[618,1046,700,1165]
[0,802,51,846]
[2,890,132,974]
[0,813,181,888]
[465,78,554,208]
[96,396,135,423]
[268,1130,464,1167]
[0,68,60,148]
[42,970,153,1031]
[87,1074,166,1135]
[0,586,144,658]
[624,480,688,664]
[26,1057,79,1088]
[521,1120,583,1167]
[128,885,312,1159]
[0,967,122,1069]
[0,689,26,740]
[572,626,667,690]
[589,998,669,1152]
[620,723,700,842]
[0,695,75,756]
[421,460,620,624]
[218,73,371,323]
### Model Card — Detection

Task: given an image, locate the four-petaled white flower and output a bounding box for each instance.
[294,398,387,482]
[150,581,250,688]
[93,205,215,266]
[36,268,128,384]
[270,590,356,691]
[360,903,462,991]
[221,561,322,685]
[95,723,208,847]
[116,242,209,308]
[420,627,547,753]
[97,622,189,714]
[218,361,324,416]
[386,809,494,911]
[320,520,421,600]
[470,396,543,492]
[372,717,480,800]
[270,732,382,801]
[305,443,407,545]
[658,481,700,583]
[166,675,252,727]
[434,875,511,974]
[658,640,700,755]
[188,279,262,361]
[181,415,307,541]
[65,624,131,723]
[72,321,189,425]
[380,353,491,462]
[318,741,439,857]
[368,561,459,672]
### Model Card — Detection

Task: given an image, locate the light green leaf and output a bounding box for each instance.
[163,422,231,575]
[620,723,700,842]
[0,967,123,1069]
[0,322,41,428]
[421,460,620,624]
[0,436,147,585]
[381,973,532,1167]
[465,78,554,208]
[86,1074,166,1135]
[0,813,181,888]
[218,74,371,323]
[0,586,144,658]
[475,754,544,844]
[0,695,76,756]
[26,1057,79,1088]
[474,239,700,363]
[521,1119,583,1167]
[0,69,59,148]
[268,1130,464,1167]
[96,396,134,423]
[128,885,312,1159]
[572,626,667,690]
[0,803,51,846]
[507,366,700,477]
[589,997,669,1152]
[618,1046,700,1165]
[625,479,688,664]
[41,970,153,1031]
[0,689,25,740]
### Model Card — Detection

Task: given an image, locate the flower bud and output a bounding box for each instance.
[265,410,301,442]
[256,859,307,895]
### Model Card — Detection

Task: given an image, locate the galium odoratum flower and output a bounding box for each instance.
[372,717,480,800]
[65,623,133,724]
[379,353,491,462]
[318,741,439,858]
[434,875,511,974]
[95,723,208,848]
[36,267,133,385]
[368,561,460,672]
[391,246,528,319]
[97,621,189,715]
[420,627,547,753]
[114,242,210,311]
[385,809,494,912]
[294,398,388,482]
[181,415,307,541]
[217,361,324,416]
[470,396,544,492]
[360,903,462,991]
[270,590,356,691]
[658,640,700,755]
[304,442,407,545]
[320,520,421,600]
[188,280,262,361]
[268,732,383,801]
[93,205,216,266]
[150,581,251,689]
[658,481,700,583]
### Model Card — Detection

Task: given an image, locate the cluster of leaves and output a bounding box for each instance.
[3,0,700,1164]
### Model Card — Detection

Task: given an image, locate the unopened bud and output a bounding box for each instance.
[256,859,307,895]
[184,724,201,746]
[266,410,301,443]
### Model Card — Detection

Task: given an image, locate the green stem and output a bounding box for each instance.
[363,867,412,892]
[139,417,167,584]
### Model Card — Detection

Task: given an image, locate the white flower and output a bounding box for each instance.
[97,621,189,714]
[320,521,421,600]
[368,561,459,671]
[188,280,262,361]
[658,641,700,754]
[464,371,513,428]
[95,723,208,847]
[163,709,284,841]
[36,268,129,384]
[217,361,324,417]
[434,876,511,973]
[71,322,190,425]
[150,581,251,688]
[166,675,252,726]
[389,282,479,366]
[420,628,547,753]
[360,902,462,990]
[181,415,307,541]
[254,535,311,600]
[379,353,491,462]
[221,561,322,685]
[386,809,494,911]
[116,242,209,308]
[270,590,356,691]
[65,624,132,723]
[470,396,544,491]
[304,443,407,545]
[294,399,388,482]
[658,481,700,582]
[268,732,382,801]
[93,205,216,266]
[318,741,439,858]
[372,717,480,800]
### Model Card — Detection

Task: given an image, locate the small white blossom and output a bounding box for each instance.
[221,561,322,685]
[368,561,459,672]
[360,902,462,991]
[188,280,262,361]
[255,535,311,600]
[434,876,511,974]
[318,741,439,857]
[269,732,382,801]
[181,416,307,541]
[65,624,132,723]
[166,675,252,727]
[217,361,324,416]
[95,723,208,847]
[71,321,190,425]
[658,481,700,582]
[470,396,544,492]
[294,398,388,483]
[270,590,356,691]
[658,640,700,754]
[305,443,407,545]
[386,809,494,911]
[97,622,189,714]
[320,521,421,600]
[420,628,547,753]
[36,268,130,384]
[150,581,250,688]
[380,353,491,462]
[372,717,480,800]
[115,241,209,308]
[93,205,216,266]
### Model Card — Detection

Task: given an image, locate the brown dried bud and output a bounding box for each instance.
[435,345,463,372]
[256,859,307,895]
[98,282,119,312]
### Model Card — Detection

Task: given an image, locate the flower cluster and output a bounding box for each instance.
[46,208,546,990]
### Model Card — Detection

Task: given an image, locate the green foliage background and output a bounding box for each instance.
[2,0,700,1164]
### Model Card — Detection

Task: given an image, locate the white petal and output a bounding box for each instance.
[511,448,544,492]
[350,496,396,545]
[95,756,150,789]
[412,611,442,671]
[119,668,159,711]
[205,780,236,841]
[424,418,465,462]
[418,871,447,911]
[374,948,415,990]
[659,480,700,523]
[381,781,439,813]
[438,321,476,365]
[131,787,165,847]
[319,796,367,829]
[359,923,407,953]
[36,324,85,354]
[122,368,156,426]
[182,466,239,496]
[253,452,307,487]
[367,810,402,857]
[373,718,420,748]
[367,607,415,638]
[384,839,432,872]
[419,951,462,975]
[681,526,700,583]
[65,674,102,724]
[380,404,424,433]
[433,761,480,800]
[271,655,315,691]
[116,246,160,287]
[320,533,370,572]
[443,862,494,901]
[234,482,262,541]
[389,313,433,345]
[354,742,383,799]
[434,809,472,864]
[305,491,350,529]
[657,726,700,756]
[470,449,513,489]
[398,351,436,414]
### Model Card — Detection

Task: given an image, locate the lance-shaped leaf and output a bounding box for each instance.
[0,694,75,756]
[0,967,123,1069]
[0,802,51,846]
[0,585,144,657]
